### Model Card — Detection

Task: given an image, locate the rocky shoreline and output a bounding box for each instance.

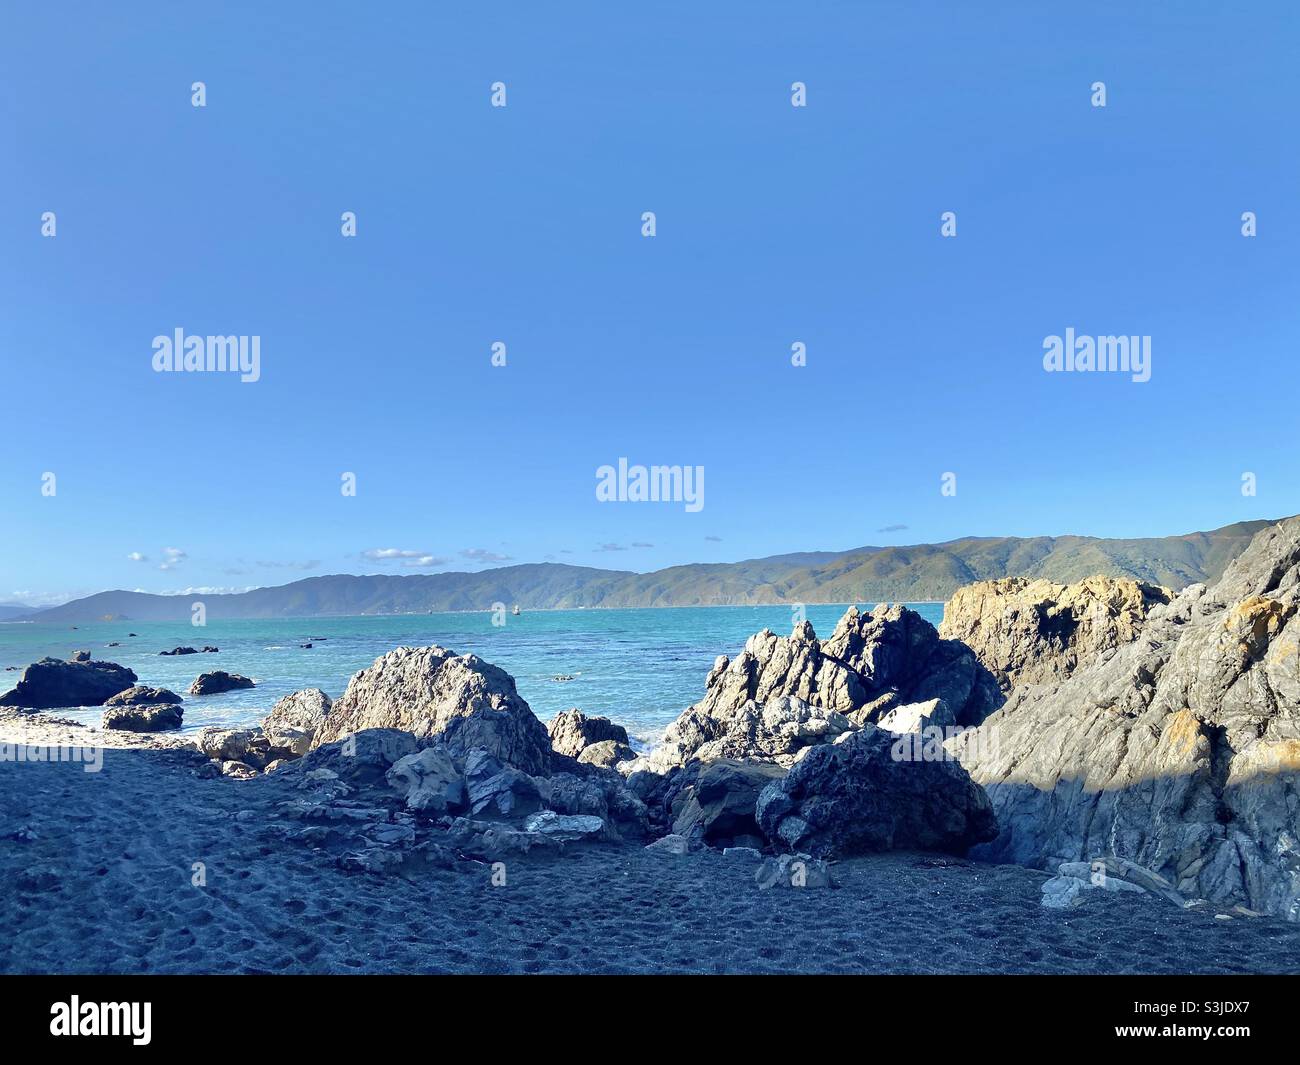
[5,516,1300,971]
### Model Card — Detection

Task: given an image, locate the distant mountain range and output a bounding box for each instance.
[12,518,1282,623]
[0,603,34,621]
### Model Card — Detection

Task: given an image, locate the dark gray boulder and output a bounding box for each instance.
[0,657,138,709]
[189,671,255,696]
[385,746,465,814]
[102,703,183,732]
[672,759,785,848]
[467,768,543,819]
[757,725,997,858]
[577,738,636,767]
[104,685,183,707]
[287,729,420,786]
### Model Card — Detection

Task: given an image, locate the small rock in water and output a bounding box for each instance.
[190,671,255,695]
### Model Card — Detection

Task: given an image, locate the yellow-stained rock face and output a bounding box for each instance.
[940,574,1171,691]
[1230,739,1300,778]
[1225,596,1296,658]
[1159,708,1208,764]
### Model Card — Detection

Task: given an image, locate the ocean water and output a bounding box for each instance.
[0,603,944,745]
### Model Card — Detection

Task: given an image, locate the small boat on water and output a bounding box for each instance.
[512,604,521,616]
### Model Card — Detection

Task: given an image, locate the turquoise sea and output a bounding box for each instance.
[0,604,944,744]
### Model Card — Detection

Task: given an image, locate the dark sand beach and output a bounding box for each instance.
[4,730,1298,976]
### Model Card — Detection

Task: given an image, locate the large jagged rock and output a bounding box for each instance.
[940,575,1170,691]
[952,516,1300,920]
[756,725,998,858]
[0,657,138,709]
[261,688,332,756]
[547,709,633,765]
[312,646,553,775]
[644,607,1000,774]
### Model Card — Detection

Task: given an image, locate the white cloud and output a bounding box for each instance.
[126,551,148,562]
[362,548,447,568]
[460,548,513,563]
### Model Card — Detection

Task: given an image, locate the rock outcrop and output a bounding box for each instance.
[952,516,1300,920]
[102,703,183,732]
[756,725,998,858]
[547,709,633,765]
[0,657,138,709]
[189,672,255,696]
[312,646,553,775]
[644,606,1000,775]
[261,688,331,756]
[940,575,1170,691]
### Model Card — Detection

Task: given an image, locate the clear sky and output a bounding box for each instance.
[3,1,1297,605]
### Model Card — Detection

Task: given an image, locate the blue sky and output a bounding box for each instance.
[2,1,1297,605]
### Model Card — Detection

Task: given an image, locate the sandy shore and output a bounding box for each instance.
[3,713,1299,975]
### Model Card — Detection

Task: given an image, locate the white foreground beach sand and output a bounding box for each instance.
[3,711,1299,975]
